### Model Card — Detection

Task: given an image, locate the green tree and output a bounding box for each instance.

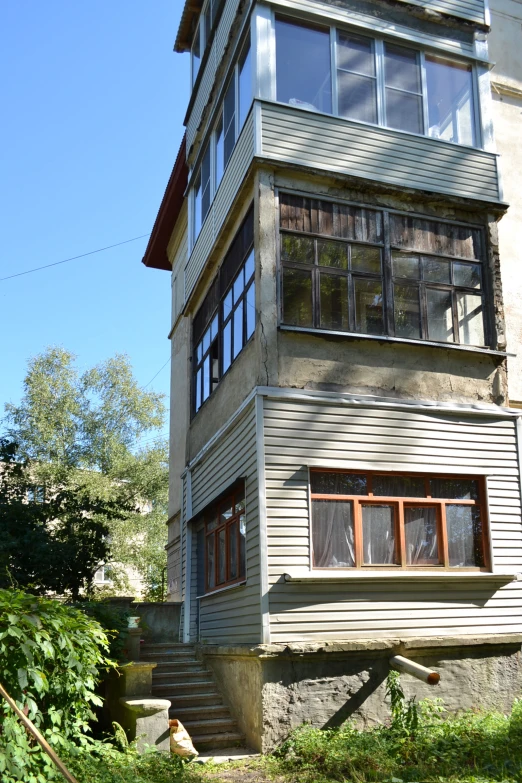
[2,347,169,599]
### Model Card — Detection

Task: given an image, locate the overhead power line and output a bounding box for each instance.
[143,356,171,388]
[0,233,151,282]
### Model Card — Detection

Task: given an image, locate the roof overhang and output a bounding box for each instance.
[175,0,203,53]
[142,135,188,272]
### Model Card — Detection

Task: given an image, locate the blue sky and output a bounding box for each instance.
[0,1,188,433]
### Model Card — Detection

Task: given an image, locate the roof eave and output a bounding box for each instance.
[174,0,203,53]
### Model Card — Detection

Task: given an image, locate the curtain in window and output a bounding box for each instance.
[312,500,355,567]
[404,506,438,564]
[362,504,396,564]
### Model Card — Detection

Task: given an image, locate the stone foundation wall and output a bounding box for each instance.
[200,634,522,752]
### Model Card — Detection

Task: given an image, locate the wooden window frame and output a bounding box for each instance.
[278,193,489,348]
[310,469,490,571]
[204,486,246,594]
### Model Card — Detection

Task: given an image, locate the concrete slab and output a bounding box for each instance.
[194,747,260,764]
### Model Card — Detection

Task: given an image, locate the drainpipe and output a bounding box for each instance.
[390,655,440,685]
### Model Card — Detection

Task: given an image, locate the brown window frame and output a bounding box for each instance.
[204,486,246,594]
[310,469,490,571]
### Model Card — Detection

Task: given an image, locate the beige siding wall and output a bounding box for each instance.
[183,401,262,643]
[263,394,522,641]
[394,0,486,24]
[260,102,501,203]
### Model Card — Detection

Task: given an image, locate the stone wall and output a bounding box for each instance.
[201,634,522,752]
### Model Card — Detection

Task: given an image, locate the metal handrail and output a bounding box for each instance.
[0,681,79,783]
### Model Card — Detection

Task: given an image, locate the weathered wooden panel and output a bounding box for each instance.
[260,102,501,203]
[184,111,254,302]
[181,402,262,644]
[263,395,522,642]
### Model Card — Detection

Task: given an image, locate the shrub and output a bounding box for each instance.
[0,588,114,781]
[74,600,130,662]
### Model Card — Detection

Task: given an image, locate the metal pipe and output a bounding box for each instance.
[390,655,440,685]
[0,681,80,783]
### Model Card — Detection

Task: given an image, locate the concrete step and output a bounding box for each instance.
[168,704,230,722]
[141,643,195,651]
[152,671,213,686]
[169,692,224,708]
[152,681,219,697]
[183,717,238,734]
[192,731,245,751]
[141,653,197,663]
[151,661,204,674]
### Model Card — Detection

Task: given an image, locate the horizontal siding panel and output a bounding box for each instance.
[263,396,522,642]
[260,102,501,203]
[184,112,254,302]
[393,0,485,24]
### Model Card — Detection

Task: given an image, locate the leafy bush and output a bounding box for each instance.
[0,588,114,781]
[64,743,190,783]
[74,600,130,662]
[275,671,522,783]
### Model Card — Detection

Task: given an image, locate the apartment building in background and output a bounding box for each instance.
[143,0,522,751]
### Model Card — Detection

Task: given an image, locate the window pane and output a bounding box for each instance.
[192,24,201,85]
[351,245,381,274]
[207,512,219,532]
[373,475,425,497]
[211,340,219,391]
[193,174,202,240]
[384,43,421,93]
[423,257,451,284]
[203,355,211,401]
[282,267,313,326]
[457,292,484,345]
[203,326,211,353]
[196,340,203,363]
[311,472,367,495]
[210,314,219,340]
[215,113,224,189]
[426,288,454,343]
[201,147,211,222]
[245,249,255,282]
[454,262,481,289]
[224,79,236,167]
[405,507,439,565]
[229,520,238,580]
[385,88,423,134]
[235,489,245,513]
[233,300,244,358]
[446,505,484,567]
[246,282,255,339]
[196,368,202,411]
[276,18,332,114]
[223,321,232,374]
[426,56,475,146]
[281,234,314,264]
[312,499,355,567]
[362,505,397,565]
[319,273,349,330]
[354,278,384,335]
[207,533,215,589]
[238,44,252,131]
[233,268,244,303]
[394,284,421,338]
[338,71,377,124]
[218,529,226,583]
[223,290,233,320]
[220,499,233,522]
[393,253,420,279]
[239,513,246,577]
[337,32,375,76]
[318,239,348,269]
[430,478,478,500]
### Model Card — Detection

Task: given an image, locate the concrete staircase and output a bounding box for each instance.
[140,642,245,751]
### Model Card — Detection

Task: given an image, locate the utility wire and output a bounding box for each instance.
[0,233,151,282]
[143,356,171,388]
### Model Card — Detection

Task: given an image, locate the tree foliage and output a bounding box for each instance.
[2,347,169,599]
[0,588,113,782]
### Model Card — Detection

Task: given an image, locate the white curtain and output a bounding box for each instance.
[362,505,396,564]
[312,500,355,567]
[446,505,482,567]
[404,507,438,565]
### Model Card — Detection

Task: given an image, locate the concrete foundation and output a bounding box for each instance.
[200,634,522,752]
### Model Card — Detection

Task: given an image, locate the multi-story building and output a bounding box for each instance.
[143,0,522,751]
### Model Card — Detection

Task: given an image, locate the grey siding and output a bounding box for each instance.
[263,395,522,642]
[394,0,486,24]
[184,110,254,302]
[186,0,243,155]
[184,401,262,643]
[259,102,502,203]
